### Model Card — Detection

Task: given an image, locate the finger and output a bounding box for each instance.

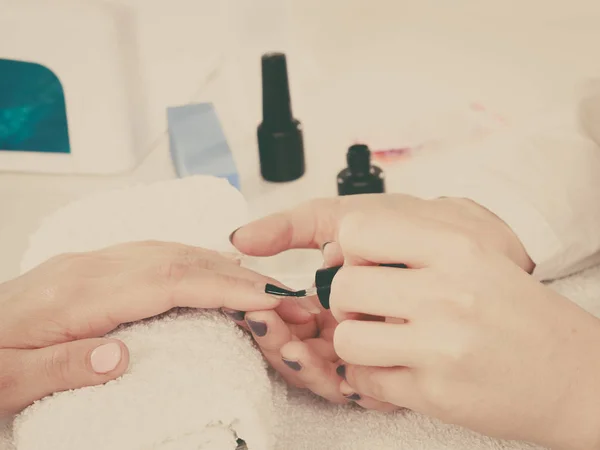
[304,337,338,361]
[275,301,315,325]
[231,198,341,256]
[329,265,442,321]
[223,308,317,340]
[338,209,484,268]
[280,340,348,404]
[322,241,344,267]
[343,364,417,409]
[338,379,400,412]
[2,339,128,416]
[151,266,282,316]
[244,310,308,388]
[222,302,314,327]
[333,320,420,367]
[222,308,250,330]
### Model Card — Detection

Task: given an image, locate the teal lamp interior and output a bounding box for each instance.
[0,58,71,153]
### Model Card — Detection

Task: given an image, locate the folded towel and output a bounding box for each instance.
[4,176,600,450]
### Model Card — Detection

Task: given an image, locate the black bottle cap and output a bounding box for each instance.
[315,265,343,309]
[257,52,305,182]
[347,144,371,176]
[337,143,385,196]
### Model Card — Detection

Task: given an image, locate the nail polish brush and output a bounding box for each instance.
[265,263,407,310]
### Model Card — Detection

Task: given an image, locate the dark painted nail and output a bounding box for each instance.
[336,364,346,379]
[344,393,361,401]
[224,309,246,321]
[247,320,267,337]
[229,227,241,243]
[282,359,302,371]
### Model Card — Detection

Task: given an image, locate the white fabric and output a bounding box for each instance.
[2,176,600,449]
[403,79,600,281]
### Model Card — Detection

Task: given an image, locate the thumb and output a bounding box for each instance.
[6,339,128,415]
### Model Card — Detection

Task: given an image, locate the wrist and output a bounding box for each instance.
[542,320,600,450]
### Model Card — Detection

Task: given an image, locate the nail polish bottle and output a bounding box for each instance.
[257,52,305,182]
[337,144,385,196]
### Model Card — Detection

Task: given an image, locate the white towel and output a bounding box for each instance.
[3,175,600,450]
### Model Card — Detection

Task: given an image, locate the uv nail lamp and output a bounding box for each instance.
[0,1,149,174]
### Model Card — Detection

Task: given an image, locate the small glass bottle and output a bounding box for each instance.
[337,144,385,196]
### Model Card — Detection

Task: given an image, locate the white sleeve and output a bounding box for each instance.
[405,80,600,281]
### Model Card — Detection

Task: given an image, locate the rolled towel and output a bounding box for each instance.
[15,310,277,450]
[7,175,600,449]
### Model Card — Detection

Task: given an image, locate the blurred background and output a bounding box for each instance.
[2,0,600,280]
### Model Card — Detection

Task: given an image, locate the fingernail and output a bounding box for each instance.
[282,359,302,371]
[344,393,361,401]
[229,227,241,244]
[223,309,246,321]
[91,342,122,374]
[336,364,346,380]
[247,319,267,337]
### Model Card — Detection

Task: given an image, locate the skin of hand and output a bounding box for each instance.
[224,241,397,410]
[0,240,301,418]
[229,194,534,407]
[329,209,600,450]
[223,243,347,404]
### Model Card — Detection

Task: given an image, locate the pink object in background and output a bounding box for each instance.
[365,101,509,165]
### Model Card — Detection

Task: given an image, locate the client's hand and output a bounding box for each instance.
[0,241,286,417]
[224,243,345,403]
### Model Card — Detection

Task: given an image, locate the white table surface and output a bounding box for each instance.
[3,0,600,282]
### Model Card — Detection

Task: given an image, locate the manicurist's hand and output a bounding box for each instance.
[0,241,288,417]
[223,242,395,409]
[230,194,534,273]
[229,194,534,406]
[330,209,600,450]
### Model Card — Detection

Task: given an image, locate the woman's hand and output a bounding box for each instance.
[0,241,285,417]
[330,209,600,450]
[223,243,348,404]
[230,194,534,273]
[230,193,534,407]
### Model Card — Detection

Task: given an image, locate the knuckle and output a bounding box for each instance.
[446,231,486,261]
[444,289,478,319]
[155,257,195,285]
[338,211,369,247]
